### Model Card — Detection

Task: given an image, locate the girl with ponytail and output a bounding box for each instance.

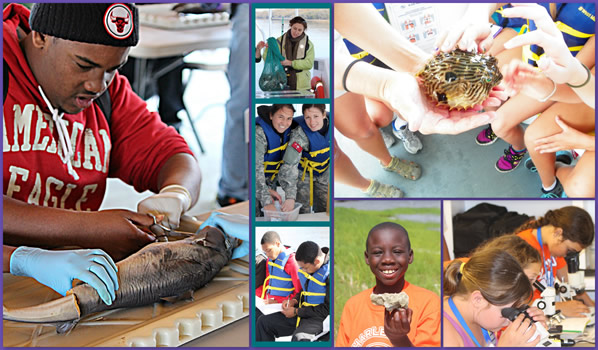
[443,248,539,347]
[515,206,594,316]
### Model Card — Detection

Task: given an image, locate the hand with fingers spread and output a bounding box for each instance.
[436,4,497,54]
[9,246,119,306]
[534,116,595,154]
[501,59,555,100]
[502,3,588,86]
[384,308,414,347]
[436,22,493,54]
[498,313,541,347]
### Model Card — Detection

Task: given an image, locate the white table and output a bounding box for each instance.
[129,20,231,96]
[256,212,329,222]
[130,23,232,60]
[128,18,232,153]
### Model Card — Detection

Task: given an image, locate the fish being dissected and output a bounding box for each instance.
[3,225,240,334]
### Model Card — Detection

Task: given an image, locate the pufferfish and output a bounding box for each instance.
[417,50,502,110]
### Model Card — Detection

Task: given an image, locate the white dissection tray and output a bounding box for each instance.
[3,260,248,347]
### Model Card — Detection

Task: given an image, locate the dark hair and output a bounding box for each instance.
[302,104,326,115]
[295,241,320,264]
[256,104,296,135]
[289,16,307,30]
[270,104,295,116]
[366,222,411,251]
[444,248,533,307]
[515,206,594,247]
[260,231,281,245]
[473,235,541,269]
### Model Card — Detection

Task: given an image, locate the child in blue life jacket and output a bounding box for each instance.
[256,240,330,342]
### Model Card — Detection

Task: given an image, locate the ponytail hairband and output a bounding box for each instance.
[456,261,465,282]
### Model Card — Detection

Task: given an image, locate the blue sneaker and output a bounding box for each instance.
[525,157,537,173]
[541,179,564,198]
[525,150,573,173]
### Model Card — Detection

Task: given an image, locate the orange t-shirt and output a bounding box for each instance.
[336,281,441,347]
[517,229,566,300]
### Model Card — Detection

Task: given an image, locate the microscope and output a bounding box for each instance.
[533,281,560,318]
[502,305,559,347]
[554,252,585,301]
[532,252,586,319]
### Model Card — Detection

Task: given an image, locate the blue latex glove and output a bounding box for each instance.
[199,212,249,259]
[10,246,119,305]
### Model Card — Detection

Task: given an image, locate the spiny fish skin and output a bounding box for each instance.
[417,50,502,110]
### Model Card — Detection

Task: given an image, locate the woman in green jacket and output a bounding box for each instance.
[256,16,315,91]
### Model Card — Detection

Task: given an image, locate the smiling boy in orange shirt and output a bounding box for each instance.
[336,222,440,347]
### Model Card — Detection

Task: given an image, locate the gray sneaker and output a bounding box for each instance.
[393,123,423,154]
[380,125,397,148]
[364,179,404,198]
[382,156,422,180]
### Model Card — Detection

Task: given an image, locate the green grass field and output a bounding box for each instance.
[334,206,441,338]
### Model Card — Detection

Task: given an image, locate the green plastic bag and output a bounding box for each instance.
[259,37,287,91]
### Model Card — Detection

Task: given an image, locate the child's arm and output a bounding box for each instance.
[285,255,303,299]
[555,300,591,317]
[574,292,595,307]
[384,308,414,347]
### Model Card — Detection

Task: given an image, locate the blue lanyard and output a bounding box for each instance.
[482,328,493,346]
[536,227,554,286]
[448,297,493,347]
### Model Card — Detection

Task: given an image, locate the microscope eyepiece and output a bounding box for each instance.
[501,306,534,322]
[565,251,580,273]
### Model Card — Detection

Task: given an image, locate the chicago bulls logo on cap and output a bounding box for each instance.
[103,4,134,39]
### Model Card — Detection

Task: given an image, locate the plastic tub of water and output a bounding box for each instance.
[261,203,302,221]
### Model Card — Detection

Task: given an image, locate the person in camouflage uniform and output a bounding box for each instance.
[279,104,330,214]
[255,104,297,216]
